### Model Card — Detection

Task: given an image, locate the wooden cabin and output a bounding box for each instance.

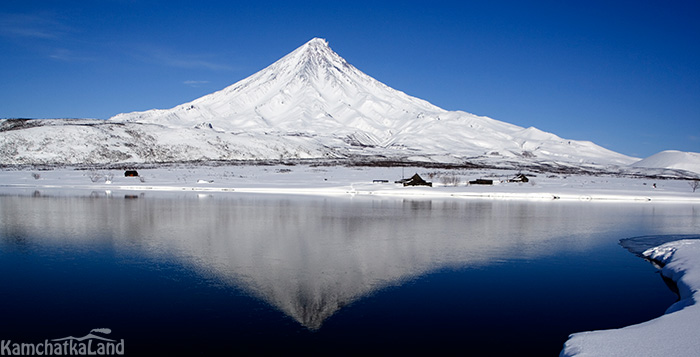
[396,173,432,187]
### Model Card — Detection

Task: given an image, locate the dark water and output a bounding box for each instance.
[0,190,697,356]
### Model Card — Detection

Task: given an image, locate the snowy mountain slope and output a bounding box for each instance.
[108,38,635,166]
[3,38,640,170]
[632,150,700,175]
[111,38,445,141]
[0,119,339,165]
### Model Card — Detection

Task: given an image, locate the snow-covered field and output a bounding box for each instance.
[2,165,700,356]
[1,165,698,203]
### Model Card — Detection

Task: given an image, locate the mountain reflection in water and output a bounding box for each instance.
[0,191,681,330]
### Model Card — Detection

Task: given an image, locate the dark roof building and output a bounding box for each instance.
[396,173,432,187]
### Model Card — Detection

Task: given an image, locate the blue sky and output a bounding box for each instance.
[1,1,698,158]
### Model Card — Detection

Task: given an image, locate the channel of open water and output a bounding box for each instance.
[0,190,697,355]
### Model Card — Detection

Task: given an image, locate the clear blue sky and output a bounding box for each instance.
[1,1,698,158]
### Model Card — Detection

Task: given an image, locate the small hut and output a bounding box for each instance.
[469,179,493,185]
[508,174,529,183]
[124,170,139,177]
[396,173,432,187]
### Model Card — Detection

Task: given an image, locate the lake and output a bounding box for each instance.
[1,190,697,356]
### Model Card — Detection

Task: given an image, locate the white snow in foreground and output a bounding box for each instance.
[1,166,699,203]
[561,237,700,356]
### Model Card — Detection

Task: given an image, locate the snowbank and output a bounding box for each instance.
[1,166,699,203]
[560,237,700,356]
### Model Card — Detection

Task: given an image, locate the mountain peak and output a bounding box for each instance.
[111,36,444,134]
[283,37,349,79]
[305,37,329,47]
[296,37,331,55]
[102,38,638,169]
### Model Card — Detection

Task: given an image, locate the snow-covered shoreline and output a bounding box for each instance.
[561,237,700,356]
[1,165,699,203]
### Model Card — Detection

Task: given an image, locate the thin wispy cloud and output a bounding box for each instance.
[184,80,210,87]
[133,45,236,71]
[2,13,236,70]
[167,57,233,71]
[49,48,94,62]
[0,13,71,40]
[0,12,95,63]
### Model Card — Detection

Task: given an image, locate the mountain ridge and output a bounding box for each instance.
[2,37,675,174]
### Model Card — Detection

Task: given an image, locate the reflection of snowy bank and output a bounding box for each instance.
[561,236,700,356]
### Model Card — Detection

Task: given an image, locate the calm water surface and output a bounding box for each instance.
[1,189,698,356]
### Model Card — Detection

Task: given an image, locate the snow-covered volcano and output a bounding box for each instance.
[112,37,445,145]
[108,38,635,167]
[2,38,639,170]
